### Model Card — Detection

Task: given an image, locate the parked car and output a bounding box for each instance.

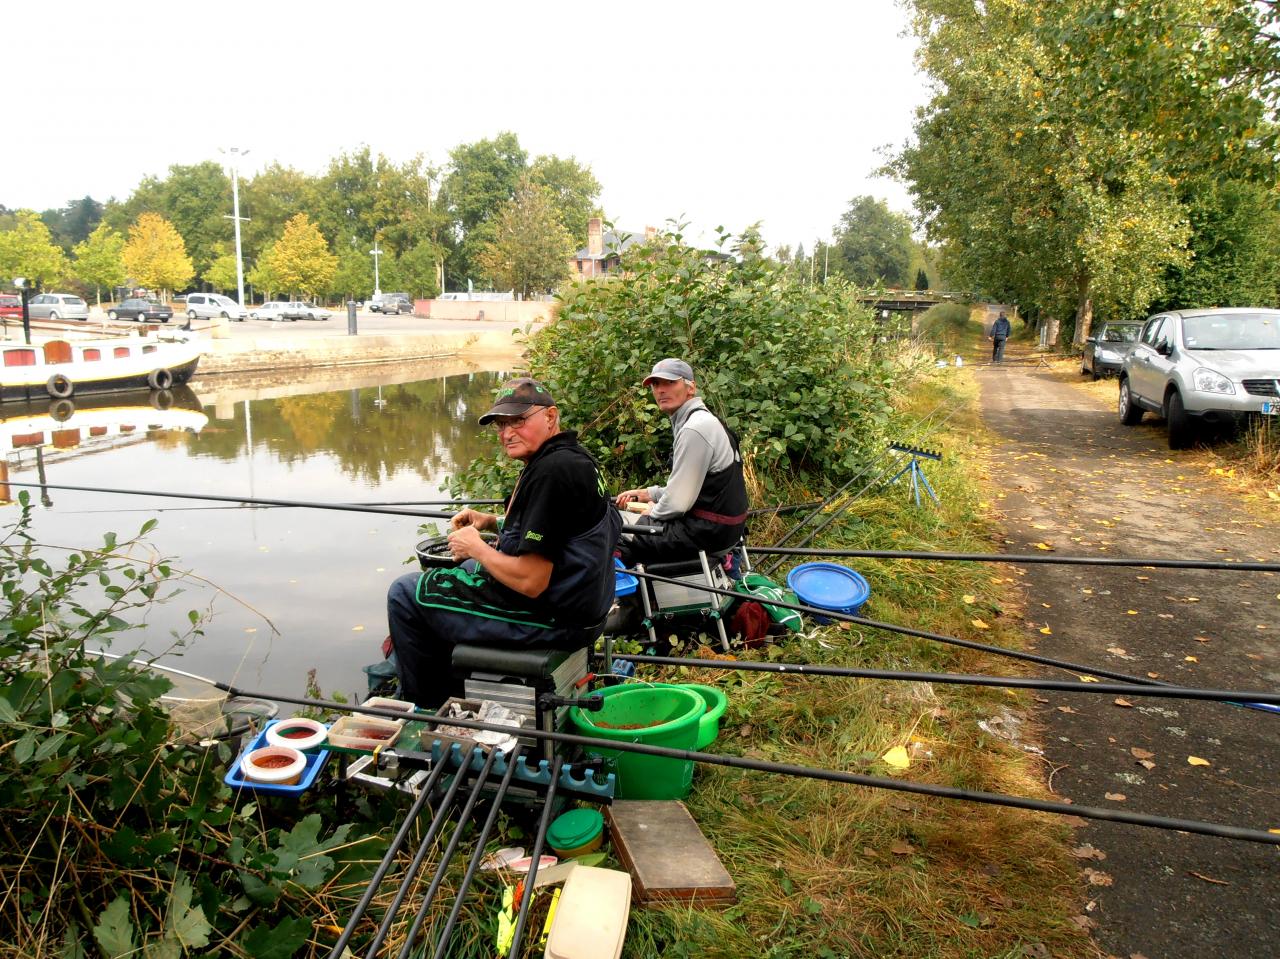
[0,294,21,320]
[249,301,295,322]
[368,292,412,314]
[1081,321,1142,379]
[283,301,332,321]
[109,298,173,323]
[1118,307,1280,448]
[186,292,248,322]
[27,292,90,321]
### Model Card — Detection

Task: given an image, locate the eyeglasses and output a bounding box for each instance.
[489,409,541,433]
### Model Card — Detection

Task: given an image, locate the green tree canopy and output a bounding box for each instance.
[529,154,602,244]
[0,210,69,288]
[475,178,573,299]
[122,213,195,295]
[828,196,915,287]
[72,223,126,304]
[42,196,103,250]
[443,132,528,284]
[203,241,240,294]
[895,0,1280,343]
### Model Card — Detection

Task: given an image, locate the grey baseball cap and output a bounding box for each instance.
[642,358,695,385]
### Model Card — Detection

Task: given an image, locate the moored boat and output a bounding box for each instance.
[1,330,205,401]
[0,388,207,456]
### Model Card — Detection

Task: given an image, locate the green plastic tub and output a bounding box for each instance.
[570,685,703,799]
[678,684,729,749]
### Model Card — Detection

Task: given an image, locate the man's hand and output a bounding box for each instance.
[447,524,489,561]
[615,488,651,508]
[450,508,499,532]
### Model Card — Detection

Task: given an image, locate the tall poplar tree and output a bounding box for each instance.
[122,213,195,297]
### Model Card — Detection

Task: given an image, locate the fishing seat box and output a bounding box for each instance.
[640,550,733,615]
[449,644,589,762]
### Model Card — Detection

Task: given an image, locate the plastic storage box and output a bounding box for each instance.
[325,714,405,754]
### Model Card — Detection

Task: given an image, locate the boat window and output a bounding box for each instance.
[12,432,44,448]
[114,347,130,359]
[142,345,158,354]
[4,349,37,367]
[82,348,102,361]
[89,427,108,436]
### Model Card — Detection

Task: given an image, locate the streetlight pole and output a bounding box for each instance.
[370,242,383,297]
[220,147,251,308]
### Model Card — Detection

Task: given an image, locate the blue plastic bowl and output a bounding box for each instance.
[613,557,638,597]
[786,563,870,622]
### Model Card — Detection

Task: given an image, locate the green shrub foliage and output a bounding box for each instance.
[458,228,902,497]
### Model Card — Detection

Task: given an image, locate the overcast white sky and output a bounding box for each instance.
[5,1,929,252]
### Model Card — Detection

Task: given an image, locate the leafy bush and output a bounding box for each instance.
[0,496,370,957]
[456,228,910,498]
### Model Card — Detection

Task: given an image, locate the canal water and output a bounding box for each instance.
[2,362,512,704]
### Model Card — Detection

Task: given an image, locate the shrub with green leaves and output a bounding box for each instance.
[0,495,374,957]
[456,228,908,498]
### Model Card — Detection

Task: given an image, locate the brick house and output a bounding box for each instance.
[570,218,658,279]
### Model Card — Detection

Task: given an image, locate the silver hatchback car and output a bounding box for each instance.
[28,292,90,321]
[1118,308,1280,448]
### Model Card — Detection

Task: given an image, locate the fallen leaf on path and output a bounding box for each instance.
[1104,792,1126,801]
[1071,844,1106,860]
[1126,610,1139,615]
[1187,756,1212,766]
[1184,656,1198,663]
[1195,636,1211,643]
[1083,868,1114,886]
[971,619,991,630]
[1131,747,1155,760]
[1079,676,1100,683]
[1106,646,1127,656]
[1057,706,1078,714]
[1136,575,1150,581]
[1114,698,1133,708]
[1138,759,1156,770]
[1034,542,1055,551]
[890,840,915,856]
[1039,626,1053,635]
[962,594,976,604]
[882,747,911,770]
[1188,871,1230,886]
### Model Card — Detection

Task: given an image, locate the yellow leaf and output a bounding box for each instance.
[1079,676,1100,683]
[1034,542,1054,551]
[1183,655,1197,663]
[962,595,976,604]
[1126,610,1139,615]
[1039,626,1053,635]
[1187,756,1211,767]
[971,618,991,630]
[882,746,910,769]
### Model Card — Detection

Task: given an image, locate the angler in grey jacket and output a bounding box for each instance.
[616,358,749,564]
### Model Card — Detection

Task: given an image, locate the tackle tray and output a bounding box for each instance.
[325,714,407,755]
[224,721,330,795]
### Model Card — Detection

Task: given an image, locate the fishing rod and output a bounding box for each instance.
[748,545,1280,573]
[5,482,465,520]
[624,568,1278,705]
[203,684,1280,847]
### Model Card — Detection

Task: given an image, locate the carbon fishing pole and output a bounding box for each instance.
[750,545,1280,573]
[598,653,1280,706]
[507,756,562,959]
[5,481,464,520]
[218,686,1280,846]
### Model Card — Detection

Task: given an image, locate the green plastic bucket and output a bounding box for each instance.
[570,685,703,799]
[678,684,729,749]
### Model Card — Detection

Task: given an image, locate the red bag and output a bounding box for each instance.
[729,601,771,647]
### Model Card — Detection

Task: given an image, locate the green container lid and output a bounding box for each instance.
[547,808,603,851]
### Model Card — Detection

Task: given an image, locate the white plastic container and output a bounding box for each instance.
[326,714,405,752]
[360,696,416,715]
[264,717,328,752]
[543,865,632,959]
[240,745,307,786]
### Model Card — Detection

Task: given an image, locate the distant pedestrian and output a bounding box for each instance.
[990,312,1012,362]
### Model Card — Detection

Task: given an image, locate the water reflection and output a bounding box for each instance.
[1,367,508,703]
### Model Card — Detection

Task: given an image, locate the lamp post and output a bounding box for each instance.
[219,147,251,309]
[370,241,384,297]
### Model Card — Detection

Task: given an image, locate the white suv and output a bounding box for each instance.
[1118,308,1280,448]
[186,293,248,322]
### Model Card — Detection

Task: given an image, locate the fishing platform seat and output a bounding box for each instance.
[450,641,592,762]
[634,546,738,653]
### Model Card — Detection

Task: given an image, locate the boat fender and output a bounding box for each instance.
[148,368,174,390]
[46,374,74,399]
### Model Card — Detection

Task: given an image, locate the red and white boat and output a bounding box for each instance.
[1,330,205,401]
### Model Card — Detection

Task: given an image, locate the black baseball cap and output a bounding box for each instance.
[477,377,556,425]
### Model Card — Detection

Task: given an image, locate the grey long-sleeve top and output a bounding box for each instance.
[646,397,737,522]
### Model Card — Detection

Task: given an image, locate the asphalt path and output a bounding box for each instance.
[975,355,1279,958]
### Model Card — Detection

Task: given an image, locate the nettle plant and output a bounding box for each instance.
[0,495,368,958]
[453,227,908,499]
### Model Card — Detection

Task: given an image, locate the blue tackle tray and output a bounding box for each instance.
[224,720,330,795]
[614,557,638,597]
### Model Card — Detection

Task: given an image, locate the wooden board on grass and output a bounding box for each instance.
[604,800,736,908]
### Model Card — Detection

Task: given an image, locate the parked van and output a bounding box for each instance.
[368,292,412,314]
[186,293,248,322]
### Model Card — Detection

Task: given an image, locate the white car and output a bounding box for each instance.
[186,292,248,322]
[285,301,332,321]
[28,293,90,321]
[249,301,295,322]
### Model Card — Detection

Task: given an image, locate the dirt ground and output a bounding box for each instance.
[973,352,1279,958]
